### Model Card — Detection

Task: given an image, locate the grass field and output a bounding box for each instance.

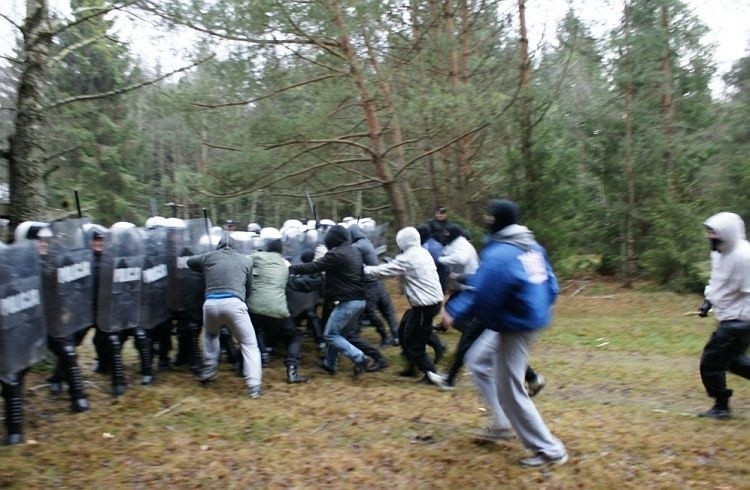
[1,279,748,489]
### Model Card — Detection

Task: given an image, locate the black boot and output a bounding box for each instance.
[699,391,732,419]
[286,364,310,384]
[366,356,389,372]
[398,364,418,377]
[3,375,24,445]
[188,324,203,374]
[60,343,89,412]
[306,311,326,351]
[108,333,126,397]
[135,327,155,385]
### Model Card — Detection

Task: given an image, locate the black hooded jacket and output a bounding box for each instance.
[288,225,365,303]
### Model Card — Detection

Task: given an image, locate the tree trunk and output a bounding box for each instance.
[622,3,636,288]
[660,4,676,195]
[517,0,536,208]
[8,0,53,225]
[330,1,411,228]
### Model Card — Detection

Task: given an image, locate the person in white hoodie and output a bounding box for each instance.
[364,227,444,385]
[698,212,750,419]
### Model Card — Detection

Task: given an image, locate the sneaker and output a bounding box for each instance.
[698,406,731,420]
[366,358,389,372]
[470,426,515,442]
[141,375,155,386]
[519,452,568,467]
[197,367,218,383]
[526,374,545,397]
[427,371,455,390]
[247,386,263,399]
[353,359,368,378]
[380,336,397,347]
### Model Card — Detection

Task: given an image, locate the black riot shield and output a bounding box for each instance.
[166,219,209,316]
[0,242,47,376]
[138,227,170,329]
[97,225,145,333]
[43,218,94,339]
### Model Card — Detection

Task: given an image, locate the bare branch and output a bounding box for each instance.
[44,146,81,163]
[50,0,141,38]
[51,32,109,64]
[264,137,376,158]
[45,54,216,110]
[0,12,22,31]
[193,73,342,109]
[0,54,21,65]
[393,123,490,180]
[139,0,339,47]
[203,142,243,152]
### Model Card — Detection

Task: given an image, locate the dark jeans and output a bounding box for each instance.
[363,281,399,339]
[700,320,750,400]
[250,313,302,366]
[402,303,442,373]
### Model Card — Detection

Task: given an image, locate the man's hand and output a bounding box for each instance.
[698,299,712,317]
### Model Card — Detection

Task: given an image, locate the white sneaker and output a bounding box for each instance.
[519,452,568,467]
[469,426,515,442]
[427,371,455,390]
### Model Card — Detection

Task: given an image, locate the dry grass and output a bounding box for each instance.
[2,279,749,489]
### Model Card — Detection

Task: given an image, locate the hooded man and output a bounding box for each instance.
[443,199,567,467]
[349,224,399,346]
[364,227,444,384]
[289,225,368,377]
[697,212,750,419]
[187,234,263,398]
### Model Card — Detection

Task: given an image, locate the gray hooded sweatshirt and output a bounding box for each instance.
[364,226,443,307]
[704,212,750,321]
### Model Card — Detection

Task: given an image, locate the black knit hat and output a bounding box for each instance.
[487,199,521,233]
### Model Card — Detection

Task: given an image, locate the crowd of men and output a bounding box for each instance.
[5,200,749,467]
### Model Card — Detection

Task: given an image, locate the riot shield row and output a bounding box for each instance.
[0,218,215,376]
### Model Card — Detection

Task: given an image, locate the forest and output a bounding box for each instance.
[1,0,749,291]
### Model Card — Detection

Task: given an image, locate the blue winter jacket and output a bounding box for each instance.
[445,224,558,332]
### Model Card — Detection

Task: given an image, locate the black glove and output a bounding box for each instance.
[698,299,712,317]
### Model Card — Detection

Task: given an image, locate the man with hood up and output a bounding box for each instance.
[289,225,368,377]
[364,227,444,385]
[187,234,263,398]
[697,212,750,419]
[443,199,567,467]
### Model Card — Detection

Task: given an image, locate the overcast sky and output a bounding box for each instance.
[1,0,749,96]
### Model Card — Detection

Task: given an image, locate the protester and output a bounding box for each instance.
[443,199,567,467]
[364,227,444,385]
[289,225,369,377]
[247,239,309,384]
[697,212,750,419]
[187,234,263,398]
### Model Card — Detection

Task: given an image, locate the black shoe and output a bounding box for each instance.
[112,384,126,397]
[49,381,63,396]
[353,359,367,378]
[317,358,335,375]
[398,365,418,377]
[698,406,731,420]
[71,398,89,413]
[380,336,396,347]
[417,374,432,385]
[286,365,310,384]
[366,358,389,372]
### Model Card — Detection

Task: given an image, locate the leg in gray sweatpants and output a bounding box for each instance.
[466,329,565,458]
[203,298,262,389]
